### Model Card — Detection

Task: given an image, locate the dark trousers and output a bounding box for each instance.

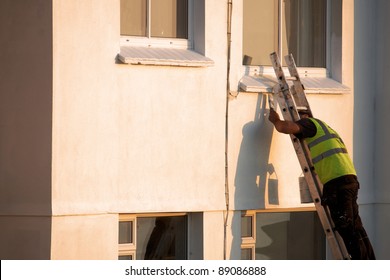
[322,175,376,260]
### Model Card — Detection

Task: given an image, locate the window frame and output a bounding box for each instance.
[243,0,331,76]
[241,211,256,260]
[120,0,194,49]
[118,215,136,259]
[118,0,213,67]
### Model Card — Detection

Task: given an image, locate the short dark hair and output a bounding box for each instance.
[298,109,311,116]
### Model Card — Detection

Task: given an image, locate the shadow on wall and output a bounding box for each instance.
[229,93,277,259]
[234,94,278,210]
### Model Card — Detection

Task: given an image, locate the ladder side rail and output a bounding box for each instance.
[270,52,290,93]
[270,52,301,122]
[284,54,313,116]
[284,54,305,95]
[273,85,300,122]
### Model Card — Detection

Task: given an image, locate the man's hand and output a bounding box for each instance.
[268,108,280,124]
[268,108,301,135]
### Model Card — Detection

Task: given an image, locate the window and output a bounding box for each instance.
[118,214,188,260]
[243,0,327,67]
[138,216,187,260]
[241,211,325,260]
[120,0,190,48]
[118,0,213,66]
[240,0,348,94]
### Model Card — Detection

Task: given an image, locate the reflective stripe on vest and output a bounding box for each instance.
[312,147,348,164]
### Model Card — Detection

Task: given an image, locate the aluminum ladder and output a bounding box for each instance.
[269,52,351,260]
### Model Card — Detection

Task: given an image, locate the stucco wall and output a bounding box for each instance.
[373,0,390,259]
[0,0,52,259]
[51,214,117,260]
[0,216,51,259]
[354,0,390,259]
[354,0,376,205]
[374,2,390,201]
[52,0,227,215]
[0,0,52,216]
[353,0,377,256]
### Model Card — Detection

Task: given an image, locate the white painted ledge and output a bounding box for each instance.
[240,75,350,94]
[118,46,214,67]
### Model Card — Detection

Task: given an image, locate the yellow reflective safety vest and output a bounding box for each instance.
[304,118,357,184]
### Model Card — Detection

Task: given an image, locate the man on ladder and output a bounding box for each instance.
[268,105,376,260]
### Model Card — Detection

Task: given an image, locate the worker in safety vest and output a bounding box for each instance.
[268,107,376,260]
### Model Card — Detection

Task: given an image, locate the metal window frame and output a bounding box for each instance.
[118,215,137,259]
[241,244,256,260]
[241,211,256,243]
[120,0,193,49]
[241,211,256,260]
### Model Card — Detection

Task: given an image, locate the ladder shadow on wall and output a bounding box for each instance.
[234,93,279,210]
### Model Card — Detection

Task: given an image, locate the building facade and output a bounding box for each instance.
[0,0,388,260]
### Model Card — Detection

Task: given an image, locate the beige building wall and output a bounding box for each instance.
[51,0,227,216]
[51,214,117,260]
[50,0,227,259]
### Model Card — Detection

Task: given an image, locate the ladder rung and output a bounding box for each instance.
[285,77,297,81]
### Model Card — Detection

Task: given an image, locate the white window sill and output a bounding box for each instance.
[240,74,350,94]
[118,46,214,67]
